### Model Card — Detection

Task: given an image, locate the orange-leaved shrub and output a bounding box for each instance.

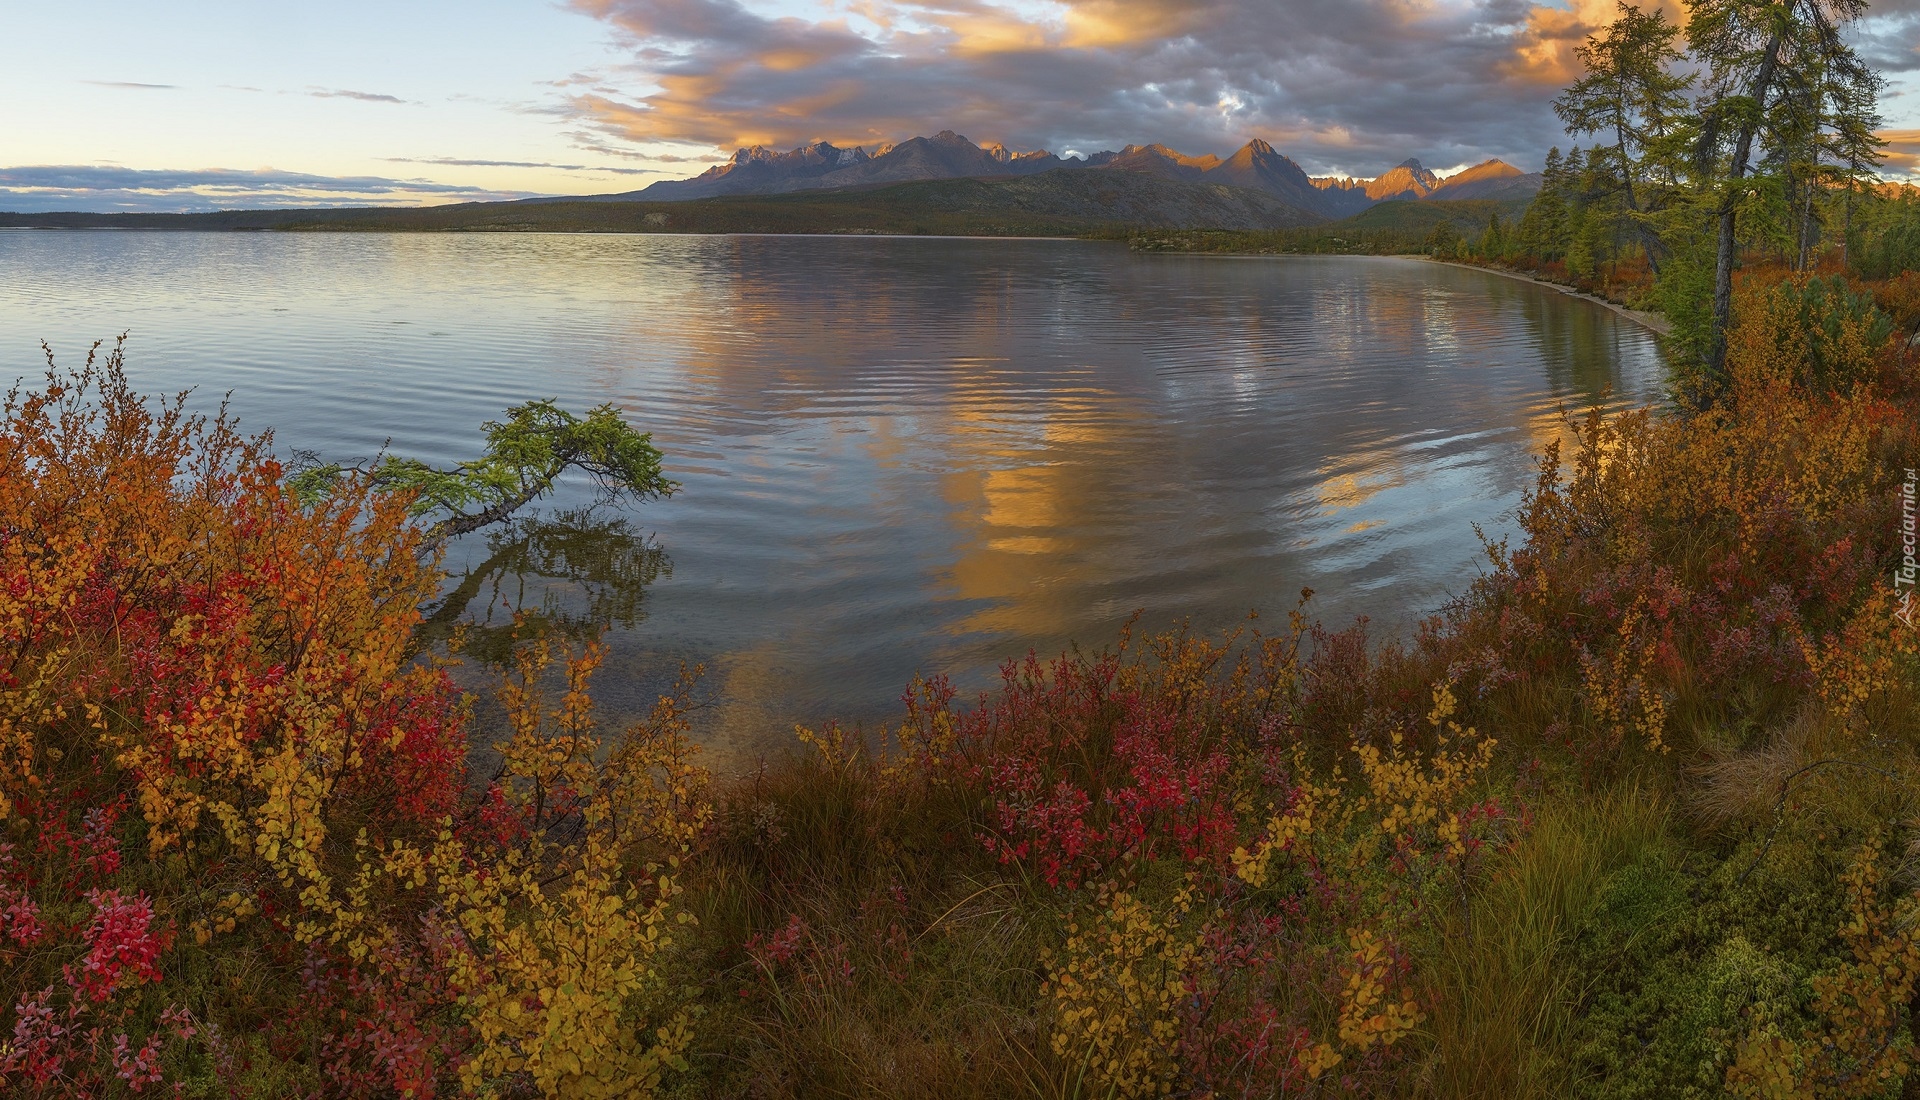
[0,342,707,1097]
[1456,273,1913,768]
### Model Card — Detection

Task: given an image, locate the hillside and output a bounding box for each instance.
[872,168,1321,229]
[1429,158,1542,199]
[1128,197,1535,255]
[0,167,1323,234]
[1335,196,1531,233]
[1311,158,1539,203]
[1361,158,1441,201]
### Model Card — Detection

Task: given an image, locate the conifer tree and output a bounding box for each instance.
[1687,0,1881,391]
[1518,148,1571,261]
[1554,3,1692,275]
[1480,212,1508,260]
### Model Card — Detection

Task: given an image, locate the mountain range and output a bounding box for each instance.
[608,130,1541,221]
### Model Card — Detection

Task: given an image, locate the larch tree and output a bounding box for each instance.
[1554,2,1694,277]
[1687,0,1880,394]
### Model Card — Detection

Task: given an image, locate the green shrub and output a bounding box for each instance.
[1852,214,1920,281]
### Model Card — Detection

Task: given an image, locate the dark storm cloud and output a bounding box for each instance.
[562,0,1688,173]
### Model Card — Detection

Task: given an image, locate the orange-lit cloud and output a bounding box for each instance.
[1880,128,1920,176]
[1501,0,1687,88]
[1060,0,1210,49]
[560,0,1920,180]
[560,0,1687,174]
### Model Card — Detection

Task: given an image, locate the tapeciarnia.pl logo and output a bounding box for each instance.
[1899,467,1917,630]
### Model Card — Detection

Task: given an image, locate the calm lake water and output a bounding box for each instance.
[0,231,1664,757]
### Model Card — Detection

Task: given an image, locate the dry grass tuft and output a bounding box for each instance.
[1689,709,1820,830]
[1419,781,1673,1100]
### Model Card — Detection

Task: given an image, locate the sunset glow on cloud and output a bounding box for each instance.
[7,0,1920,211]
[566,0,1618,171]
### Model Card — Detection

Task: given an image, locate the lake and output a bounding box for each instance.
[0,231,1665,758]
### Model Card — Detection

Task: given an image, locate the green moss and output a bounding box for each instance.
[1564,823,1870,1100]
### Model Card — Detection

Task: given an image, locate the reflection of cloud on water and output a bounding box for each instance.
[1312,450,1405,515]
[931,380,1160,640]
[596,248,1667,673]
[697,640,814,761]
[1285,427,1511,591]
[394,242,1673,756]
[979,465,1067,549]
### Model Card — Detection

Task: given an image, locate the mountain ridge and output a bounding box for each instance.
[1,167,1350,233]
[607,131,1541,220]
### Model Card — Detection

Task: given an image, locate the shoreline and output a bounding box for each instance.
[1132,245,1675,338]
[1424,256,1671,336]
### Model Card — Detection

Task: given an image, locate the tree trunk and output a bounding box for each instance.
[1708,26,1787,389]
[1842,176,1855,269]
[423,470,558,553]
[1617,121,1663,278]
[1798,169,1817,272]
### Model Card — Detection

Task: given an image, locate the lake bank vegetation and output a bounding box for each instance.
[7,3,1920,1098]
[2,255,1915,1099]
[1149,0,1920,406]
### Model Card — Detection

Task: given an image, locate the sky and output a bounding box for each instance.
[7,0,1920,212]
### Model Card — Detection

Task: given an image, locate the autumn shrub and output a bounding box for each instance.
[951,621,1296,892]
[1452,280,1913,767]
[0,342,707,1097]
[705,284,1920,1093]
[12,253,1920,1100]
[1869,270,1920,341]
[1042,883,1203,1096]
[1725,275,1894,395]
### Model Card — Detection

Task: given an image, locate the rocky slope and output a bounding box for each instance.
[1427,159,1543,200]
[896,167,1324,229]
[1092,143,1225,180]
[1362,159,1442,201]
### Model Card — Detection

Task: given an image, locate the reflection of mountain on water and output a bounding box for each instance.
[1512,279,1647,395]
[546,249,1665,759]
[5,232,1665,760]
[418,510,670,665]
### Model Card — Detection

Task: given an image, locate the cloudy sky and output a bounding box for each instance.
[7,0,1920,212]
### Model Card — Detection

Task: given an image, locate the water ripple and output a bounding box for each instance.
[0,232,1665,756]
